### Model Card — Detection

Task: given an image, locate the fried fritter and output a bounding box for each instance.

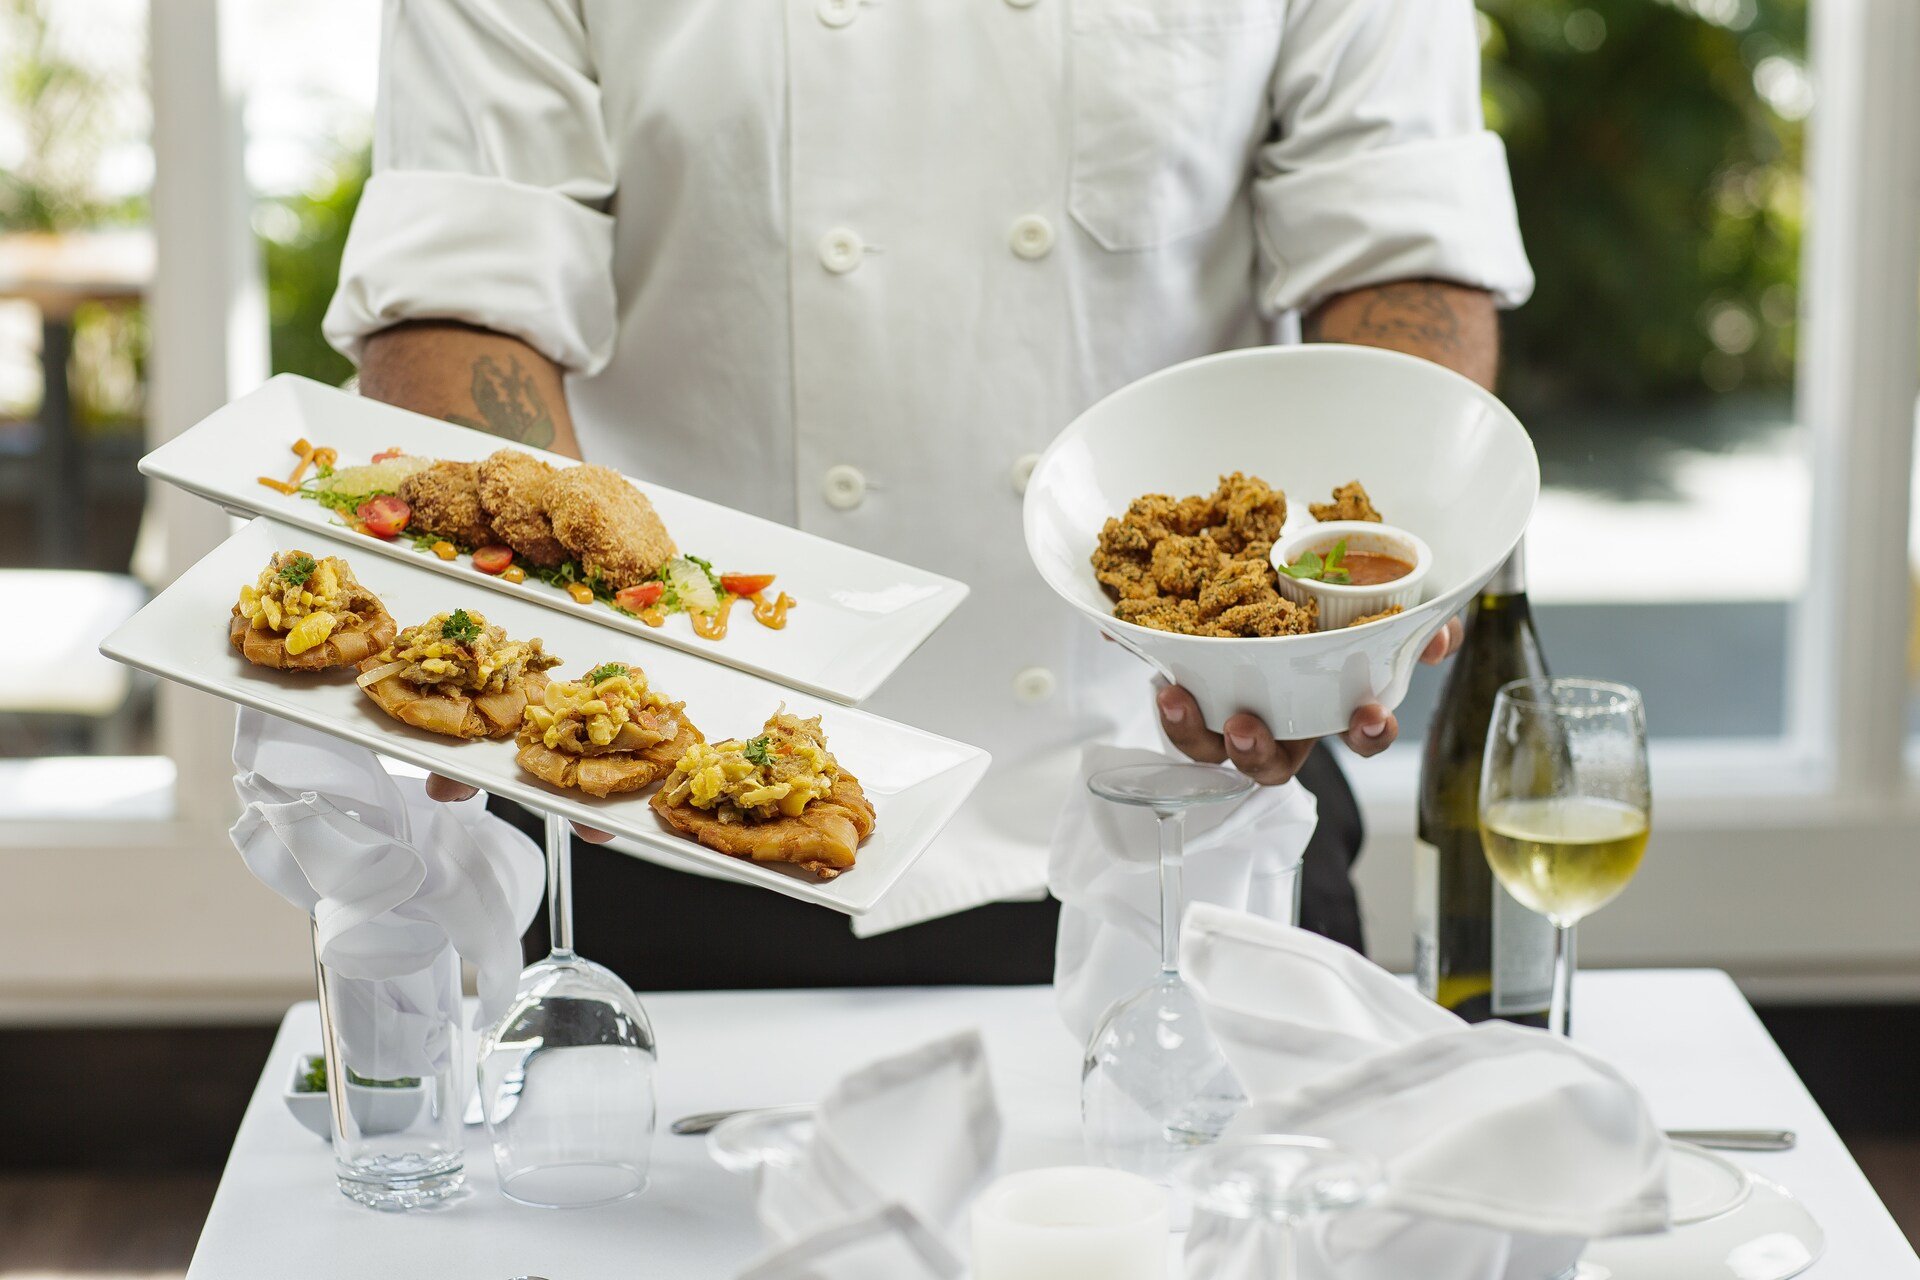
[1115,596,1205,634]
[1197,557,1277,620]
[1213,597,1316,637]
[476,449,568,567]
[1150,534,1225,598]
[398,461,498,548]
[1349,605,1404,628]
[1308,480,1383,524]
[1208,472,1288,553]
[544,464,678,589]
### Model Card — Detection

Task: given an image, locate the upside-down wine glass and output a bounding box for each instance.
[477,812,658,1207]
[1479,678,1651,1037]
[1081,762,1257,1184]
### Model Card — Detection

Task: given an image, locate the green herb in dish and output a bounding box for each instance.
[586,662,628,684]
[277,554,317,587]
[742,735,774,767]
[1278,539,1350,584]
[441,609,482,644]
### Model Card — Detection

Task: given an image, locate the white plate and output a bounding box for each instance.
[99,517,990,915]
[1579,1143,1825,1280]
[140,374,969,705]
[1024,345,1539,739]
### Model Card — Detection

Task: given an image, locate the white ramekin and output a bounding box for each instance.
[1271,521,1433,631]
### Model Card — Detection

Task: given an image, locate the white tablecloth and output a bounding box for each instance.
[185,971,1917,1279]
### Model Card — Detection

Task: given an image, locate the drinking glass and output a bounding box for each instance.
[1081,762,1261,1183]
[1181,1136,1383,1280]
[1479,679,1650,1037]
[312,920,467,1211]
[477,813,658,1207]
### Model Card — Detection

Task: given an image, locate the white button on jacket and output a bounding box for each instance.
[326,0,1533,935]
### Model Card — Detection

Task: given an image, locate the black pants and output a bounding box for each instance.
[491,747,1365,990]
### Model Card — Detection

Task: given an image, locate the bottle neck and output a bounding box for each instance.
[1487,541,1528,597]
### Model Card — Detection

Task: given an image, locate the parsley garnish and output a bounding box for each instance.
[742,735,774,767]
[1278,539,1350,584]
[441,609,482,644]
[586,662,627,684]
[277,554,317,587]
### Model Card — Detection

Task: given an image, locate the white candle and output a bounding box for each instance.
[970,1166,1169,1280]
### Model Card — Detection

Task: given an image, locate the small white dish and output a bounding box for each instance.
[100,516,991,916]
[283,1055,429,1142]
[139,374,969,705]
[1271,521,1432,631]
[1578,1142,1825,1280]
[1023,344,1538,739]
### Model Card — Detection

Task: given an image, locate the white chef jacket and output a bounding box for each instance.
[325,0,1533,935]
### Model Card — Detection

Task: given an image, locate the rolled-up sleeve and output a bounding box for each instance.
[324,0,618,374]
[1254,0,1534,317]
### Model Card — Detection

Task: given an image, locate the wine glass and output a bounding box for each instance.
[1081,762,1257,1184]
[1181,1136,1383,1280]
[1479,679,1650,1037]
[477,813,658,1207]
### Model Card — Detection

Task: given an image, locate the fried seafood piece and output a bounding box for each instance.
[651,711,874,879]
[1196,558,1278,620]
[1308,480,1383,524]
[515,661,704,798]
[1348,605,1404,628]
[356,608,559,740]
[1114,595,1205,634]
[1210,597,1316,637]
[476,449,568,567]
[1094,550,1158,603]
[544,464,678,589]
[1206,472,1288,553]
[230,550,395,671]
[1150,534,1225,598]
[398,461,499,548]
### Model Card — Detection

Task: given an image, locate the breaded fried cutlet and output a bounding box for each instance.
[476,449,568,567]
[399,461,499,548]
[545,464,678,588]
[1308,480,1383,524]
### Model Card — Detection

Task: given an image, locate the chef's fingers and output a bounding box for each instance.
[1420,617,1464,666]
[572,823,615,844]
[425,772,479,803]
[1158,685,1229,765]
[1343,704,1398,757]
[1223,713,1312,786]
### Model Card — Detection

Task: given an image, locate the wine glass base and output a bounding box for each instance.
[499,1161,648,1210]
[335,1161,467,1212]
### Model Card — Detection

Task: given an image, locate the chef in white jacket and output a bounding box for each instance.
[324,0,1532,986]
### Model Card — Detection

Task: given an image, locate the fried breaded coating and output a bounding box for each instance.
[1308,480,1383,524]
[1115,596,1205,635]
[1151,534,1225,598]
[398,461,498,548]
[476,449,568,567]
[1348,605,1404,628]
[1196,558,1277,620]
[544,464,678,589]
[1213,597,1316,637]
[1207,472,1288,553]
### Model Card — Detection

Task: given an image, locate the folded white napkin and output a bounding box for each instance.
[1050,744,1317,1043]
[229,708,544,1074]
[738,1030,1001,1280]
[1181,904,1669,1280]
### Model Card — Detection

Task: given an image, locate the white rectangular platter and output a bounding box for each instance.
[139,374,969,705]
[101,517,990,916]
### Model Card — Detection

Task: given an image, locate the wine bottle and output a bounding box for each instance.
[1414,543,1556,1025]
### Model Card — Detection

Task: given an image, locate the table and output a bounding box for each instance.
[186,972,1918,1279]
[0,229,153,566]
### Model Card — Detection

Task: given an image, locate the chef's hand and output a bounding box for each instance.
[423,775,615,843]
[1157,618,1463,785]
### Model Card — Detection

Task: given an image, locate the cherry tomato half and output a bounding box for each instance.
[355,495,411,539]
[370,447,405,463]
[615,582,665,612]
[472,545,515,576]
[719,573,776,597]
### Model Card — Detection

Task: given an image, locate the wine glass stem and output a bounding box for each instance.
[545,812,575,960]
[1157,808,1187,976]
[1549,921,1575,1036]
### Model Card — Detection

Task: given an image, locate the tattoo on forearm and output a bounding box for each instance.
[1346,282,1462,352]
[446,354,556,447]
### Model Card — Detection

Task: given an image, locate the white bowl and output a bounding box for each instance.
[1023,344,1539,739]
[283,1055,430,1142]
[1271,521,1433,631]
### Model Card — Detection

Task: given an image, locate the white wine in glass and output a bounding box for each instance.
[1479,679,1649,1036]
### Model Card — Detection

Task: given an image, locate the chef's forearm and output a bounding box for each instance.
[359,321,586,459]
[1303,280,1499,391]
